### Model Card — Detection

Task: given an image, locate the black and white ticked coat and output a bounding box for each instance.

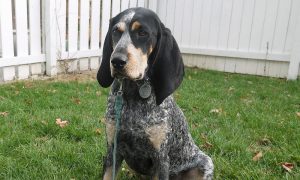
[103,80,213,179]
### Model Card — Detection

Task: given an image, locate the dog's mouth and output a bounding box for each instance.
[113,70,143,81]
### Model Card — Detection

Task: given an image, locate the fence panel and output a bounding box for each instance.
[156,0,300,78]
[1,0,298,81]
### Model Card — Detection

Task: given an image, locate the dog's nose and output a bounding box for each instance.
[111,58,127,70]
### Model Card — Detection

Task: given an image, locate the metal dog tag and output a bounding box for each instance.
[139,82,151,99]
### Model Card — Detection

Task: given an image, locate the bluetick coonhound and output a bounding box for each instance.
[97,7,214,180]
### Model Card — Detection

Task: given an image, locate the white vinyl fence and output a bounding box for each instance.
[157,0,300,79]
[0,0,300,82]
[0,0,152,82]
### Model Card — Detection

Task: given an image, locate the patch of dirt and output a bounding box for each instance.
[48,70,97,82]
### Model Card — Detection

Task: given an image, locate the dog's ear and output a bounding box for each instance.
[149,22,185,105]
[97,21,114,88]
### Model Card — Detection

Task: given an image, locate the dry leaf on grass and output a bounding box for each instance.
[0,112,9,117]
[95,128,101,134]
[209,108,222,114]
[56,118,68,128]
[72,98,81,105]
[252,151,263,161]
[296,112,300,117]
[96,91,102,96]
[281,162,294,172]
[202,141,213,149]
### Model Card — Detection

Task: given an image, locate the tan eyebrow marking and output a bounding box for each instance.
[131,21,141,31]
[117,22,126,32]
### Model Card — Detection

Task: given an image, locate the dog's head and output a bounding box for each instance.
[97,8,184,105]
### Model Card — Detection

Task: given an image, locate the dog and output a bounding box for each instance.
[97,7,214,180]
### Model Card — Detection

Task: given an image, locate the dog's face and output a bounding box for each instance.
[109,10,158,80]
[97,8,184,105]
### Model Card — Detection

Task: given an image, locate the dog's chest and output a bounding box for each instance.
[119,101,170,145]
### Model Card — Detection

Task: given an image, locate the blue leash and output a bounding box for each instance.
[112,81,123,180]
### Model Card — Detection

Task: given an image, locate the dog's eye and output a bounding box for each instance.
[138,30,148,37]
[112,28,122,35]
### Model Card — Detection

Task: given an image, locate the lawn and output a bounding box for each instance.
[0,68,299,179]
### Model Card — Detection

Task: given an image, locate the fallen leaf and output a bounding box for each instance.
[47,89,57,93]
[96,91,102,96]
[200,133,208,141]
[258,137,272,146]
[73,98,81,104]
[100,118,106,124]
[296,112,300,117]
[56,118,68,128]
[41,120,48,125]
[281,162,294,172]
[228,86,235,92]
[252,151,263,161]
[209,108,222,114]
[0,112,9,117]
[202,141,213,149]
[95,128,101,134]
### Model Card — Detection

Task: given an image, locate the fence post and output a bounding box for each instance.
[287,12,300,80]
[44,0,57,76]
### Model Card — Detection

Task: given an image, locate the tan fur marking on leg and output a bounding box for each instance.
[103,166,113,180]
[181,168,204,180]
[131,21,141,31]
[153,176,159,180]
[145,123,168,150]
[106,121,115,146]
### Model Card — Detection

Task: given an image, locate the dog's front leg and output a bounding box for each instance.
[102,146,123,180]
[152,153,170,180]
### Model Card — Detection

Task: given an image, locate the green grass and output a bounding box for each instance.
[0,69,299,179]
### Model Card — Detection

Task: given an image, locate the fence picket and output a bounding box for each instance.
[121,0,130,11]
[29,0,41,55]
[137,0,145,7]
[217,0,233,49]
[173,0,185,43]
[249,0,266,52]
[129,0,137,8]
[68,0,79,52]
[198,0,213,48]
[272,0,292,53]
[190,0,204,47]
[56,0,66,53]
[90,0,100,49]
[80,0,90,50]
[227,0,244,50]
[284,0,300,53]
[238,0,255,51]
[101,0,111,50]
[112,0,121,17]
[15,0,29,56]
[207,0,223,48]
[260,0,279,53]
[0,0,14,57]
